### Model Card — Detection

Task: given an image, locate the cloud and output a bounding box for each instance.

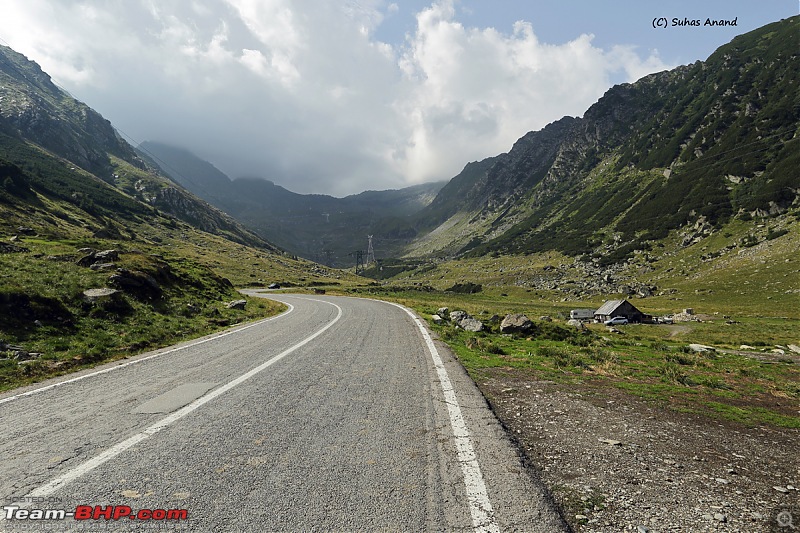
[0,0,670,196]
[394,2,671,184]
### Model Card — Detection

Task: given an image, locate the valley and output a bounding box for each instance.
[0,13,797,533]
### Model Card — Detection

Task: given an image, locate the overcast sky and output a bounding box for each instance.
[0,1,795,196]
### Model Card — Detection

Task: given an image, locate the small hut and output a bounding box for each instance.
[594,300,648,323]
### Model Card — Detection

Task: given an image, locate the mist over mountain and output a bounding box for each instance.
[138,141,444,266]
[145,17,798,272]
[0,44,271,249]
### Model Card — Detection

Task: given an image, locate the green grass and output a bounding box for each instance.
[0,237,292,391]
[352,285,800,429]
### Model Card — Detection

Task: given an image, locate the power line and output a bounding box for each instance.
[366,235,375,265]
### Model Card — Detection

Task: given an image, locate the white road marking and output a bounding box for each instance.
[25,300,342,498]
[385,301,499,533]
[0,303,295,406]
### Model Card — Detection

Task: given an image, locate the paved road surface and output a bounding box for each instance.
[0,294,566,532]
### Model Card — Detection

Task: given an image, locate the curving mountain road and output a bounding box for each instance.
[0,293,566,532]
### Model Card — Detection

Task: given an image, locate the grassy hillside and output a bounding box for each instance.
[346,214,799,428]
[0,142,359,391]
[403,17,799,266]
[0,71,359,391]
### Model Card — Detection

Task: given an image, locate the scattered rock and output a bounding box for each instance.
[13,350,38,361]
[82,288,121,304]
[94,249,119,262]
[89,262,117,271]
[268,283,281,289]
[500,314,533,334]
[740,345,756,350]
[109,269,162,298]
[226,299,247,310]
[449,310,468,323]
[76,249,119,267]
[788,344,800,354]
[566,319,585,329]
[313,288,326,295]
[431,314,444,325]
[773,486,789,494]
[688,343,716,353]
[599,438,622,446]
[539,316,553,322]
[459,318,484,332]
[0,242,29,253]
[436,307,449,318]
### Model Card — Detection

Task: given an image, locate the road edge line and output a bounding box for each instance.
[384,301,499,533]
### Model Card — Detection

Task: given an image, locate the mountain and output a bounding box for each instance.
[137,141,445,266]
[405,16,799,263]
[0,46,271,249]
[0,44,357,389]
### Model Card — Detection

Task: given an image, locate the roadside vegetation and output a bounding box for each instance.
[347,286,799,429]
[345,217,800,429]
[0,236,288,392]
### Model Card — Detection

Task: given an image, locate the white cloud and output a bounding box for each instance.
[394,3,671,184]
[0,0,670,196]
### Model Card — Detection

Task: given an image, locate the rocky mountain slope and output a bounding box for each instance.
[138,141,444,266]
[405,16,799,263]
[0,44,355,390]
[0,45,269,249]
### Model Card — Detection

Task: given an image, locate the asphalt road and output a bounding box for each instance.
[0,294,567,532]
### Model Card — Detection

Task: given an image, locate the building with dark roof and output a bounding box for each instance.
[594,300,649,323]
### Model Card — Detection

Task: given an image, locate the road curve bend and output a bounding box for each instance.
[0,293,566,532]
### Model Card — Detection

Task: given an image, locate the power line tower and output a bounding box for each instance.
[366,235,375,266]
[349,250,364,275]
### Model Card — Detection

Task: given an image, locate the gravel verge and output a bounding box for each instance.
[477,370,798,532]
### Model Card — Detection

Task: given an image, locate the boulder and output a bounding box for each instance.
[226,299,247,310]
[94,249,119,262]
[76,254,97,267]
[431,314,445,325]
[459,318,484,332]
[0,242,28,253]
[436,307,449,318]
[82,288,120,304]
[109,269,162,298]
[500,314,533,334]
[688,343,716,353]
[566,319,585,329]
[449,310,468,323]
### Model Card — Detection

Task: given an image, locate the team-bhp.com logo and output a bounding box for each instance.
[4,505,188,522]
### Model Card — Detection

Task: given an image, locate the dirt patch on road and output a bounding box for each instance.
[477,369,799,532]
